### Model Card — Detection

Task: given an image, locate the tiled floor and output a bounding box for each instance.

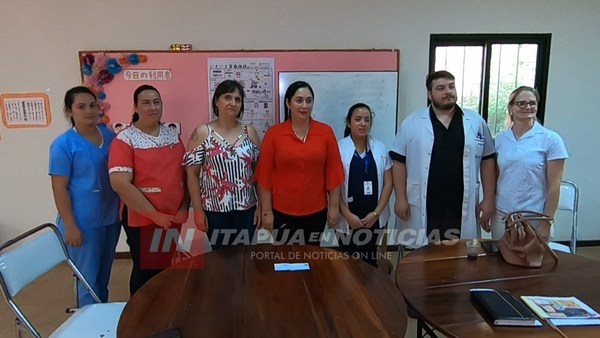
[1,247,599,337]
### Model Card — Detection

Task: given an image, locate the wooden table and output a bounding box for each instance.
[118,244,407,338]
[396,240,600,337]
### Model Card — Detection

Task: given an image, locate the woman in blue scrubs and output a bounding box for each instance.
[49,86,120,306]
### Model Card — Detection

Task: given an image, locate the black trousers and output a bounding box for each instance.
[272,208,327,246]
[121,207,178,296]
[336,223,381,267]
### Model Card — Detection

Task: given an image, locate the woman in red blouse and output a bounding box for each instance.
[109,85,189,295]
[255,81,344,246]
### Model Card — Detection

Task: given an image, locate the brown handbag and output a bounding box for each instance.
[498,210,559,268]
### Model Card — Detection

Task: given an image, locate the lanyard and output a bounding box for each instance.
[353,150,370,174]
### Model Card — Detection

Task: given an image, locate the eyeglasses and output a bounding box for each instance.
[513,101,538,109]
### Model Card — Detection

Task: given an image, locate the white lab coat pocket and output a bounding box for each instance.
[474,139,484,158]
[406,182,421,207]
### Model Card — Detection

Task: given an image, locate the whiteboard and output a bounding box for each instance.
[279,71,398,147]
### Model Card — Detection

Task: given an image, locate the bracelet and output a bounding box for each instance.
[373,210,378,217]
[262,212,273,216]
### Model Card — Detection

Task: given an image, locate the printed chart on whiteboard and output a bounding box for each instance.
[208,58,275,137]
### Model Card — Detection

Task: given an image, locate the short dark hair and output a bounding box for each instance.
[212,80,245,119]
[64,86,96,126]
[426,70,455,91]
[344,103,373,137]
[283,81,314,121]
[132,84,160,122]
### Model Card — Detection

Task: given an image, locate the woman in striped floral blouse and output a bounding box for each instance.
[185,80,261,250]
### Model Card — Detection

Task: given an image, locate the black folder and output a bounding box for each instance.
[470,288,542,327]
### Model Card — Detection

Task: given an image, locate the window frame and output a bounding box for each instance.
[429,33,551,123]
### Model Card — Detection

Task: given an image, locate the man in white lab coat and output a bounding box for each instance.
[390,70,496,247]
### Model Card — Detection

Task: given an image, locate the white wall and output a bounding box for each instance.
[1,0,599,245]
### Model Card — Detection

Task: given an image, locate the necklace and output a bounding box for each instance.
[350,135,368,154]
[292,125,309,143]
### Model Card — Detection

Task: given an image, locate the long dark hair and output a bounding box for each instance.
[131,84,160,123]
[64,86,97,126]
[283,81,314,121]
[344,103,373,137]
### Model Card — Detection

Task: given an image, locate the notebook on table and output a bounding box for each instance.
[521,295,600,326]
[470,288,542,327]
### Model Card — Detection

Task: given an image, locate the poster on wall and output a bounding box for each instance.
[0,93,51,128]
[207,58,275,137]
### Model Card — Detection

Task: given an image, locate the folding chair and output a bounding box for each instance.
[0,223,125,338]
[549,180,579,254]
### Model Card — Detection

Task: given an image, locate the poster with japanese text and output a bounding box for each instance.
[208,58,275,137]
[1,93,51,128]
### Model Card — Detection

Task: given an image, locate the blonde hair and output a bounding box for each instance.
[504,86,541,129]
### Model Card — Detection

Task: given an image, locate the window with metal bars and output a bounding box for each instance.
[429,34,551,136]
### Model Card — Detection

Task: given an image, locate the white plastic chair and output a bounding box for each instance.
[0,223,125,338]
[549,180,579,254]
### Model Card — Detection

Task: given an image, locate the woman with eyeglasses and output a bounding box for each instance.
[491,86,569,242]
[255,81,344,246]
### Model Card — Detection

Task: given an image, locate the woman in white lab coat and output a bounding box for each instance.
[336,103,393,267]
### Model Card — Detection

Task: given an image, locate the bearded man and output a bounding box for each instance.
[389,70,496,247]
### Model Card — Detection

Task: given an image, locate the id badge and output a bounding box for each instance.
[363,181,373,195]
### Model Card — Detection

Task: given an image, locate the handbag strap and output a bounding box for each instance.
[505,210,552,224]
[505,210,559,263]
